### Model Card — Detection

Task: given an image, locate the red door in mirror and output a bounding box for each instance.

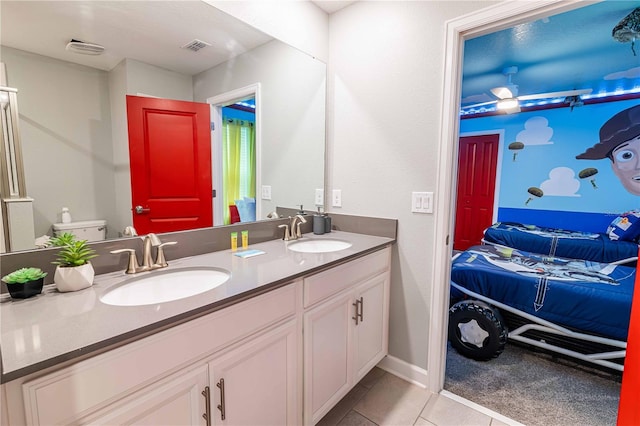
[126,95,212,235]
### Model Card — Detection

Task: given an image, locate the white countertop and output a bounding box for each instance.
[0,231,393,382]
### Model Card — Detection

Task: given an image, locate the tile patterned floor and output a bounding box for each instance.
[317,367,517,426]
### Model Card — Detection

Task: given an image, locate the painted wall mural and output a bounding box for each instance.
[460,98,640,232]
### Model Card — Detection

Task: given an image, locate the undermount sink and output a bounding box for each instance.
[100,267,231,307]
[286,238,352,253]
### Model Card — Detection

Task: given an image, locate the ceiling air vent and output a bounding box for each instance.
[66,39,105,55]
[181,39,212,52]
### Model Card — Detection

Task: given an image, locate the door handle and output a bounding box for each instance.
[134,205,150,214]
[216,378,226,420]
[201,386,211,426]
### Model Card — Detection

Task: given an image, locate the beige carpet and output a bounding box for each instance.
[444,341,622,426]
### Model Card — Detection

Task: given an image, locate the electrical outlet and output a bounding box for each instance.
[315,189,324,206]
[332,189,342,207]
[261,185,272,200]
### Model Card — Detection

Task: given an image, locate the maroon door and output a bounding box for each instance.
[127,95,212,234]
[454,134,499,251]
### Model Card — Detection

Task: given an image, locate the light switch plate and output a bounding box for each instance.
[332,189,342,207]
[315,189,324,206]
[261,185,272,200]
[412,191,433,213]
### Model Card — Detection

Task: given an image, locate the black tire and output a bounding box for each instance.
[448,300,507,361]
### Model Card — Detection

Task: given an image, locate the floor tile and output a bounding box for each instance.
[337,410,378,426]
[358,367,386,389]
[414,416,437,425]
[317,384,369,426]
[353,373,432,426]
[420,393,492,426]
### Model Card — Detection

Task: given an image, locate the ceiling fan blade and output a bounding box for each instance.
[490,86,513,99]
[518,88,592,101]
[461,100,498,109]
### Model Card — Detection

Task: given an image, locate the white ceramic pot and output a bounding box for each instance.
[54,262,95,292]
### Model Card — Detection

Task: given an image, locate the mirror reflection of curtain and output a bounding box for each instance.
[222,118,256,225]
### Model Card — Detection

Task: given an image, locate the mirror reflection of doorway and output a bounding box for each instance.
[221,98,256,225]
[208,84,261,227]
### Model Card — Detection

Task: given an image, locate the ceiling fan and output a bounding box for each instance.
[463,66,593,114]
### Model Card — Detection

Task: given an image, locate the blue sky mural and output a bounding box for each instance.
[460,99,639,219]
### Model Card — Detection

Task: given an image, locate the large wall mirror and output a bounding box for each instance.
[0,0,326,253]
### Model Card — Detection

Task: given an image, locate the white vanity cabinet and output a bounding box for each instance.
[303,247,391,425]
[13,282,302,426]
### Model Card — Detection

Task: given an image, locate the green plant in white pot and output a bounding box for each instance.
[51,234,98,292]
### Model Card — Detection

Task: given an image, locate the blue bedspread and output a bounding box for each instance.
[483,222,639,264]
[451,245,636,341]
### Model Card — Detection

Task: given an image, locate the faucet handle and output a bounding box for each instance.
[278,224,291,241]
[110,249,140,274]
[155,241,177,268]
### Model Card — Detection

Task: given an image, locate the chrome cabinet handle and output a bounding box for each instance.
[358,297,364,322]
[216,378,226,420]
[202,386,211,426]
[134,205,150,214]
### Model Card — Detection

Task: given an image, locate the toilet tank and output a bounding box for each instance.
[52,220,107,242]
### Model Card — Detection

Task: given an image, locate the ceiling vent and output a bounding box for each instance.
[181,39,212,52]
[65,39,105,55]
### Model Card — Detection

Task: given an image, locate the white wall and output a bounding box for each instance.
[1,46,117,240]
[193,40,326,216]
[328,1,498,372]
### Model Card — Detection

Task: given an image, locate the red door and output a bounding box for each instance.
[127,95,212,235]
[454,134,499,251]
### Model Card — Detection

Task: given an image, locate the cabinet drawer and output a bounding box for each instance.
[22,282,300,425]
[304,247,390,308]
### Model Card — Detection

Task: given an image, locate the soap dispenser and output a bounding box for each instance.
[323,211,332,233]
[313,207,325,235]
[61,207,72,224]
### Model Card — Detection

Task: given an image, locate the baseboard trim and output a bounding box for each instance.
[376,355,428,389]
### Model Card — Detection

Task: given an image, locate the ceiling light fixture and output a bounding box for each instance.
[65,39,105,55]
[496,98,520,113]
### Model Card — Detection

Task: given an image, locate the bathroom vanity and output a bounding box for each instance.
[0,230,393,425]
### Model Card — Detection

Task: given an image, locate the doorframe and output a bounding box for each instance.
[427,0,588,393]
[207,83,262,226]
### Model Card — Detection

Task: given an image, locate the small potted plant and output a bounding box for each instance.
[1,267,47,299]
[51,233,98,292]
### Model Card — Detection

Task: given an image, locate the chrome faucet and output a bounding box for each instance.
[279,215,307,241]
[111,233,177,274]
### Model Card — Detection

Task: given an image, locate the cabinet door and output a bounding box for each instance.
[303,291,354,425]
[88,364,208,425]
[208,321,299,426]
[353,273,390,382]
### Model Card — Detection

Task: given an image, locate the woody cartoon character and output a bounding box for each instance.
[576,104,640,196]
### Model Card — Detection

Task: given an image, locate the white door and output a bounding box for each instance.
[208,321,299,426]
[90,365,208,425]
[303,291,354,425]
[353,274,389,383]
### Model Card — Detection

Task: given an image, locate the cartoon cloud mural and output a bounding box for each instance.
[576,105,640,196]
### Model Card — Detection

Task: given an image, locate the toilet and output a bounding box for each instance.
[52,220,107,242]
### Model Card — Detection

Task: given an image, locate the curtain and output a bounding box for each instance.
[222,119,256,225]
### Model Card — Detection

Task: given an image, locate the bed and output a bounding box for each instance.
[449,244,635,371]
[482,222,639,265]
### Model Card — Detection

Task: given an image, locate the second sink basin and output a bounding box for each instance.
[100,267,230,307]
[287,238,352,253]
